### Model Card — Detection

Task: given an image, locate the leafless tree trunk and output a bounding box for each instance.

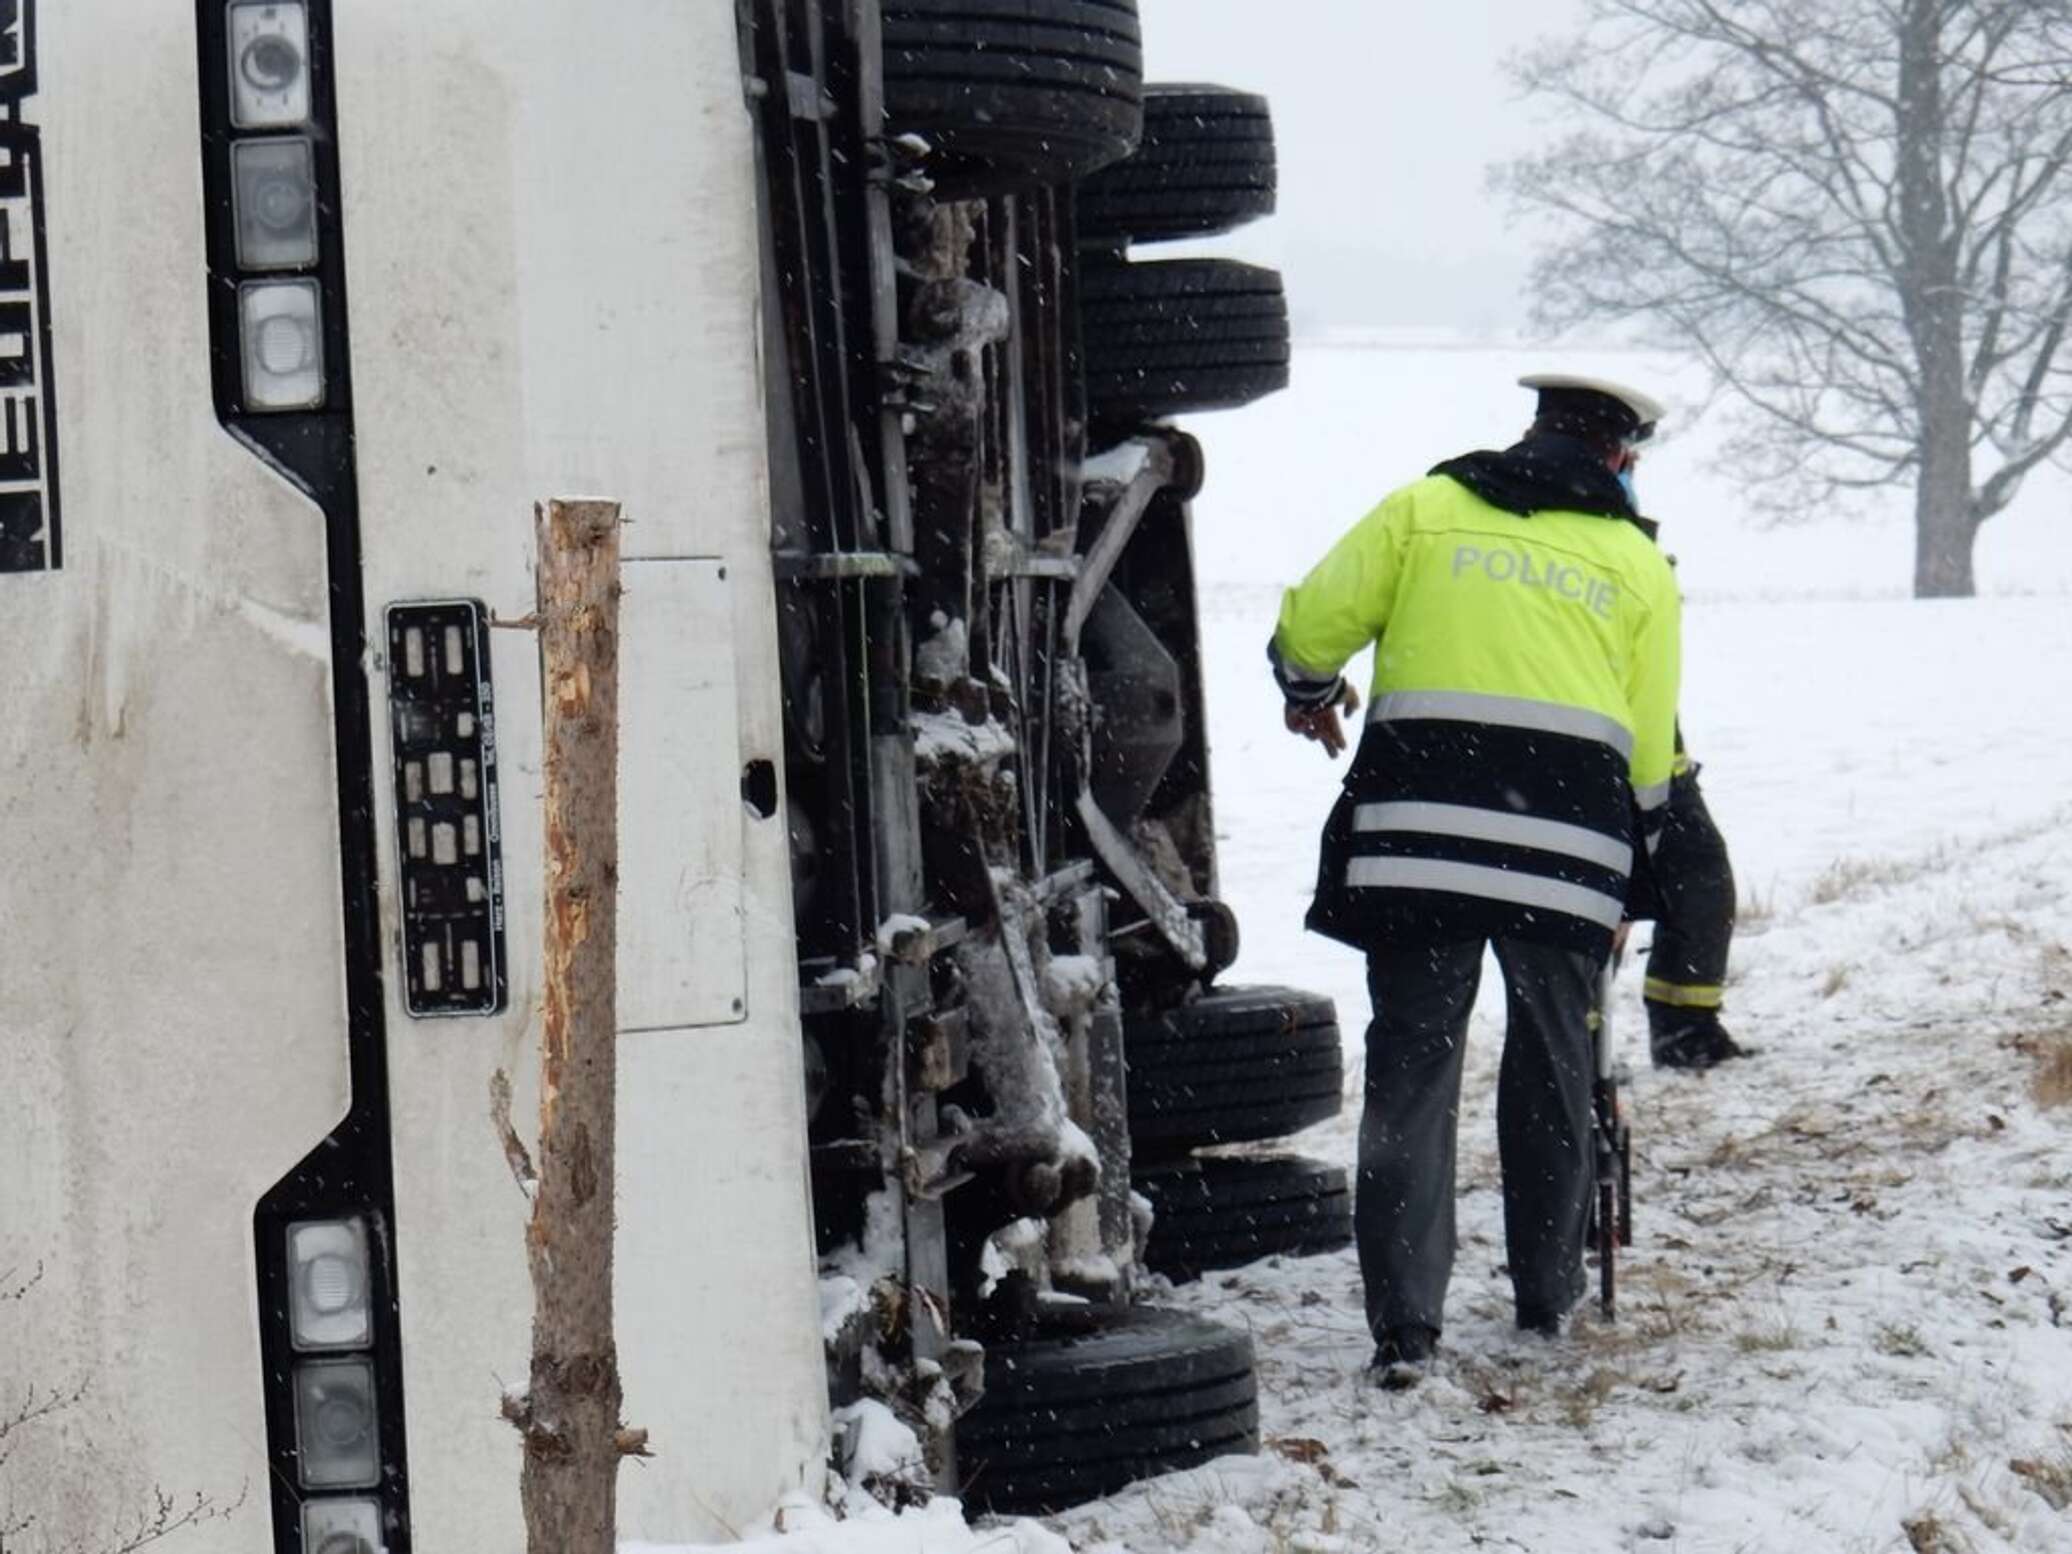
[1897,0,1981,597]
[503,499,634,1554]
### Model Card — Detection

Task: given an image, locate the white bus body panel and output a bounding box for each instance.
[5,2,828,1546]
[1,3,347,1535]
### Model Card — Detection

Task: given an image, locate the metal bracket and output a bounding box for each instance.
[1075,787,1206,970]
[798,955,884,1015]
[1066,436,1180,651]
[880,914,970,966]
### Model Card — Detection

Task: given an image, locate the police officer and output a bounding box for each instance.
[1269,374,1681,1383]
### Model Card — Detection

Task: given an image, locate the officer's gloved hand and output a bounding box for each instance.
[1283,680,1360,759]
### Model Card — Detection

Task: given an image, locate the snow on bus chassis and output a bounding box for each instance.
[3,2,823,1550]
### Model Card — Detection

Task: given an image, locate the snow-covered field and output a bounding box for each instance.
[671,340,2072,1553]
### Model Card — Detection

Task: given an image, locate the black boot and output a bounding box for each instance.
[1515,1303,1571,1339]
[1367,1324,1438,1390]
[1647,1005,1749,1070]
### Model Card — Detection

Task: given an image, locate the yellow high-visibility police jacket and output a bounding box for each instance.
[1271,456,1681,957]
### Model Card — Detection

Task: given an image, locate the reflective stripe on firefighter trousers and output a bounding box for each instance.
[1644,977,1725,1010]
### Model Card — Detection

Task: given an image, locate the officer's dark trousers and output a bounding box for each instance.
[1644,769,1735,1008]
[1356,938,1596,1341]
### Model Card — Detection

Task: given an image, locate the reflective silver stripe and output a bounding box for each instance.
[1344,856,1626,931]
[1634,778,1672,811]
[1368,690,1634,760]
[1280,661,1342,690]
[1352,801,1632,875]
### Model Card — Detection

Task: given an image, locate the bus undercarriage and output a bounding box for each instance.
[745,0,1347,1511]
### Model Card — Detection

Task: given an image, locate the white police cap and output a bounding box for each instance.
[1518,373,1666,441]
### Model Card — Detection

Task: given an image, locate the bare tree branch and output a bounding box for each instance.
[0,1378,90,1472]
[4,1258,246,1554]
[82,1484,249,1554]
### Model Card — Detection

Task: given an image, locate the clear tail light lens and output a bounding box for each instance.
[301,1497,382,1554]
[238,279,324,410]
[227,2,312,128]
[286,1218,372,1351]
[293,1358,381,1488]
[231,138,318,270]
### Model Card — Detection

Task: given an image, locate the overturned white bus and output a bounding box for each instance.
[2,1,1325,1547]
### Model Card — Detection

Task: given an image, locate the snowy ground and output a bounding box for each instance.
[667,340,2072,1553]
[1044,591,2072,1554]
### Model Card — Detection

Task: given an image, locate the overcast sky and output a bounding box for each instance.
[1136,0,1589,333]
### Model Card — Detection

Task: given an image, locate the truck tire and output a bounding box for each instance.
[1125,985,1342,1153]
[956,1305,1258,1512]
[1080,259,1290,423]
[1137,1155,1352,1281]
[882,0,1143,193]
[1076,84,1276,245]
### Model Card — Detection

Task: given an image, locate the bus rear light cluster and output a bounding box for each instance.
[197,2,407,1545]
[284,1217,385,1515]
[221,2,325,412]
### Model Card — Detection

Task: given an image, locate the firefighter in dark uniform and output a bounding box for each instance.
[1642,727,1749,1068]
[1618,428,1748,1070]
[1269,374,1681,1383]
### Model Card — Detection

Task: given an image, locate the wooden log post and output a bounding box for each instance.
[503,498,639,1553]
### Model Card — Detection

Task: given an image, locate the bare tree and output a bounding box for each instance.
[1499,0,2072,596]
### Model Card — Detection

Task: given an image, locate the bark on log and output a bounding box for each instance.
[515,498,630,1553]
